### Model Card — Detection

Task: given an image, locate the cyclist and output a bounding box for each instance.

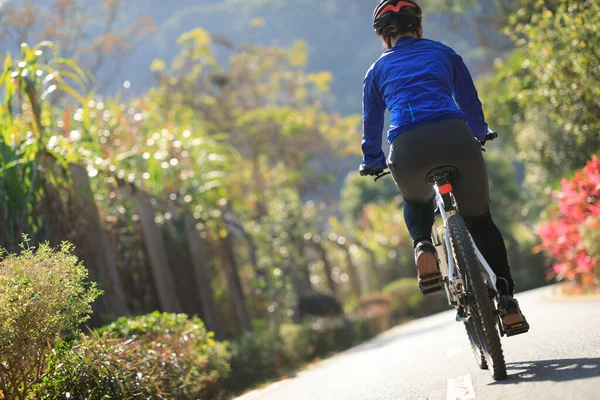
[359,0,528,333]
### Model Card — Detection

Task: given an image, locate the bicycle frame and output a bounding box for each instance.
[371,162,510,341]
[430,177,498,307]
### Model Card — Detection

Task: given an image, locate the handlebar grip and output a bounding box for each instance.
[485,131,498,142]
[480,131,498,150]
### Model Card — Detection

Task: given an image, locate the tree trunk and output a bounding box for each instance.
[356,243,383,291]
[333,242,362,298]
[221,232,252,332]
[392,249,407,280]
[100,227,130,315]
[299,262,313,294]
[226,217,269,288]
[183,213,227,339]
[122,185,182,313]
[291,237,313,297]
[310,241,337,296]
[70,164,129,321]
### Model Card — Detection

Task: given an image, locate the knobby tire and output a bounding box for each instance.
[464,319,488,370]
[448,214,507,380]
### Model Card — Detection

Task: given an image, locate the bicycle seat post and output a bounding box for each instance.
[433,173,455,213]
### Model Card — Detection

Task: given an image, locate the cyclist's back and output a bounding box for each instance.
[366,37,480,141]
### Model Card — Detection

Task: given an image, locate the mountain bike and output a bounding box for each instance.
[372,132,524,380]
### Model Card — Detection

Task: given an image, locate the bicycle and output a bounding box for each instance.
[371,131,526,380]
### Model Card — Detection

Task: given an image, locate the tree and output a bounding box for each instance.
[0,0,155,89]
[147,28,366,321]
[340,172,400,225]
[0,42,88,250]
[481,0,600,188]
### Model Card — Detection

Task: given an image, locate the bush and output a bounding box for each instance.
[35,335,157,399]
[0,242,101,399]
[538,155,600,288]
[382,279,448,320]
[225,330,285,394]
[35,312,231,399]
[354,293,394,333]
[279,323,317,365]
[295,291,343,321]
[104,312,230,399]
[350,315,379,343]
[309,316,355,356]
[357,292,394,310]
[281,315,379,364]
[382,278,423,319]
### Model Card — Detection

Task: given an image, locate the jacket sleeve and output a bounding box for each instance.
[450,50,488,141]
[361,66,388,169]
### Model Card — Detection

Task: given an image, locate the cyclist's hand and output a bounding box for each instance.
[359,164,385,177]
[480,128,498,147]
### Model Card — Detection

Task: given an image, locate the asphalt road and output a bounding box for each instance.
[236,286,600,400]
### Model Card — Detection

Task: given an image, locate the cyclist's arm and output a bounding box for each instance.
[362,66,387,169]
[450,51,488,142]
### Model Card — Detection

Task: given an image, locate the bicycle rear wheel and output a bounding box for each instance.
[464,319,487,370]
[448,214,506,380]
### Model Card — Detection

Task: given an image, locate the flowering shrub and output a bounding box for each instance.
[538,155,600,287]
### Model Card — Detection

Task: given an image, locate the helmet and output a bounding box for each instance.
[372,0,422,38]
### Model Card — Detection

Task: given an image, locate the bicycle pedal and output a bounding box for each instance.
[504,321,530,337]
[418,278,443,295]
[419,273,442,284]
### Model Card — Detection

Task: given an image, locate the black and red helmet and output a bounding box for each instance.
[372,0,422,37]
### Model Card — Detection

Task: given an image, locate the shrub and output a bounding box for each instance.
[0,242,101,399]
[225,330,285,394]
[295,291,343,321]
[357,292,394,310]
[382,279,448,320]
[382,278,423,318]
[350,315,378,343]
[34,335,157,399]
[279,323,317,365]
[98,312,230,399]
[354,293,393,332]
[283,316,369,360]
[538,155,600,287]
[308,316,355,356]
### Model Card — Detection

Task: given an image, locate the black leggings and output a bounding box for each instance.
[387,118,514,295]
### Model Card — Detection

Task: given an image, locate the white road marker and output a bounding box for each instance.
[447,375,476,400]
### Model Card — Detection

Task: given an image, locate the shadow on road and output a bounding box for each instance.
[491,358,600,385]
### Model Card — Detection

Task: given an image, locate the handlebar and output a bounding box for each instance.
[481,130,498,146]
[374,170,391,181]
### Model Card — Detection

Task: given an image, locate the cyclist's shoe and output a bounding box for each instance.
[414,241,442,295]
[499,295,530,337]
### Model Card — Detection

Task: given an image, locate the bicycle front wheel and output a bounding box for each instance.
[448,214,506,380]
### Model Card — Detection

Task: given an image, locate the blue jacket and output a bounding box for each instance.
[362,37,489,169]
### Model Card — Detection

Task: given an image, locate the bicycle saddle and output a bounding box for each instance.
[425,165,459,185]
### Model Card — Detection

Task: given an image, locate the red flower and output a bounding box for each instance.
[537,156,600,286]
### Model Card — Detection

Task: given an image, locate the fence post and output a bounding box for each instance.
[70,164,129,319]
[183,213,227,339]
[122,184,182,313]
[221,232,253,333]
